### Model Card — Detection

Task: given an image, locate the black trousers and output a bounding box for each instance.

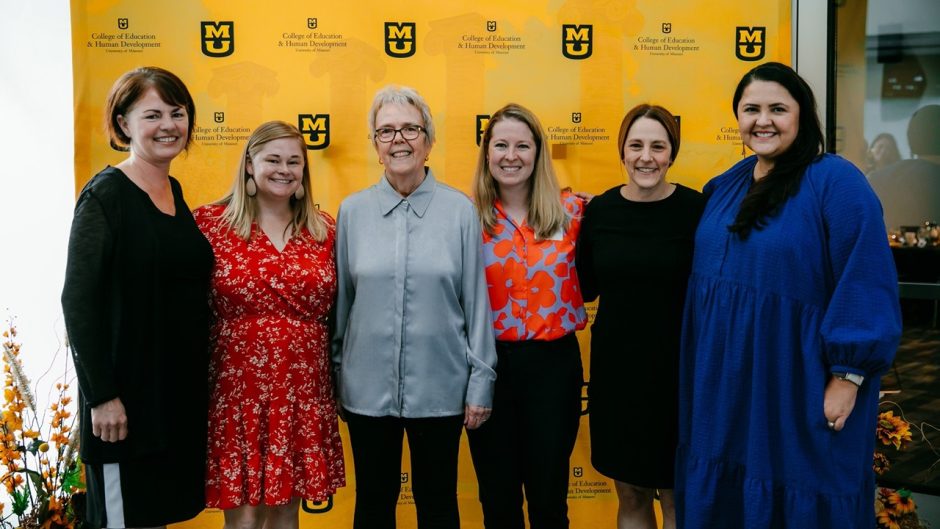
[467,333,583,529]
[345,411,464,529]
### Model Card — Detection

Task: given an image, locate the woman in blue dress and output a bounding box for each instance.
[675,62,901,528]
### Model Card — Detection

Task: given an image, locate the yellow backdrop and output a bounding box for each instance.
[70,1,790,527]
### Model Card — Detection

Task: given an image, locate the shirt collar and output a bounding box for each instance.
[492,198,508,220]
[377,168,436,218]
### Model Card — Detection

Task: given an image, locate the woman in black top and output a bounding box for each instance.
[62,67,212,529]
[577,104,704,529]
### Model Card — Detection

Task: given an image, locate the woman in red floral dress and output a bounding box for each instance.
[194,121,345,528]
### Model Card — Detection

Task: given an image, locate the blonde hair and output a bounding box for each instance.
[216,121,328,242]
[473,103,569,240]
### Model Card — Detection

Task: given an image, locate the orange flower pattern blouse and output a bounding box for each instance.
[482,192,588,341]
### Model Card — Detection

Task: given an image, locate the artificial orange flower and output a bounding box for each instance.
[1,323,85,526]
[876,509,900,529]
[877,411,912,450]
[873,451,891,475]
[887,489,917,514]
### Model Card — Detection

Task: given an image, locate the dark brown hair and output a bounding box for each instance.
[728,62,823,238]
[104,66,196,151]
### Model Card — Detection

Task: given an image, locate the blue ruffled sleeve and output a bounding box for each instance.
[816,156,901,377]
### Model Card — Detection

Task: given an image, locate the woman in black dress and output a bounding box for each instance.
[577,104,704,529]
[62,67,212,528]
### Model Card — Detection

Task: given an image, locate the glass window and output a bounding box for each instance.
[835,0,940,235]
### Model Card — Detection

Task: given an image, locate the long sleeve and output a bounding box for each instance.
[330,202,353,382]
[576,199,598,303]
[460,208,497,409]
[61,189,120,407]
[334,173,498,417]
[818,160,902,377]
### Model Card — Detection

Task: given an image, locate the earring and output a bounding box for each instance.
[294,186,305,200]
[245,177,257,197]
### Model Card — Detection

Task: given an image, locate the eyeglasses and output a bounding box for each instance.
[374,125,426,143]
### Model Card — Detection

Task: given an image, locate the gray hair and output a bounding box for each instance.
[368,85,436,145]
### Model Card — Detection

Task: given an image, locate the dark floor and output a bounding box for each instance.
[877,314,940,495]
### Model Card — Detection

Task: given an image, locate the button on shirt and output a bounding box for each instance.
[332,170,497,418]
[482,192,588,341]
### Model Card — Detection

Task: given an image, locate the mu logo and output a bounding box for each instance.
[201,21,234,58]
[117,18,128,30]
[562,24,592,60]
[736,26,766,61]
[298,114,330,150]
[475,115,490,147]
[385,22,416,58]
[301,497,333,514]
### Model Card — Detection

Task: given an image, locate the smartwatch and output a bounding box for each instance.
[833,372,865,387]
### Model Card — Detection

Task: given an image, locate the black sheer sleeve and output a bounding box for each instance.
[62,188,119,407]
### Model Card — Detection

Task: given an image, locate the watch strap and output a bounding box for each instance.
[833,372,865,387]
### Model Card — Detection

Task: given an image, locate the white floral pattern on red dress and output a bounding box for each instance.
[194,204,345,508]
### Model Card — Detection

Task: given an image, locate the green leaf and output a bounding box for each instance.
[61,461,84,492]
[11,487,28,515]
[23,468,46,496]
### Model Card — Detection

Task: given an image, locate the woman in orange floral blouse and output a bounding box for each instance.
[194,121,345,529]
[469,103,588,529]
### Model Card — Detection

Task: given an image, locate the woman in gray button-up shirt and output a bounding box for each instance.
[332,85,497,529]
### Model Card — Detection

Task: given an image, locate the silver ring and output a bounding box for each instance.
[827,421,836,430]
